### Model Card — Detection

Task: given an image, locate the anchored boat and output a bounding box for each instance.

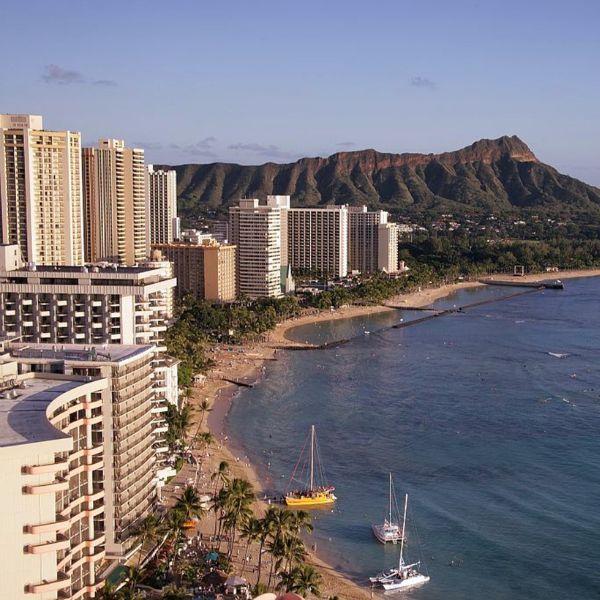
[285,425,336,507]
[372,494,430,591]
[372,472,404,544]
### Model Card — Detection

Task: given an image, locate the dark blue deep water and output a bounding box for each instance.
[227,278,600,599]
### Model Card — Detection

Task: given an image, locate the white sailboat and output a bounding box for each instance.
[372,494,430,591]
[372,473,403,544]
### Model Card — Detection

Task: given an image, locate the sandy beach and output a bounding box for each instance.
[172,268,600,598]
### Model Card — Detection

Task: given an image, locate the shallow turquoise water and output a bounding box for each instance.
[227,279,600,599]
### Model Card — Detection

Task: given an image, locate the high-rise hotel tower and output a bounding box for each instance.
[0,114,84,266]
[147,165,178,245]
[229,198,283,298]
[82,139,148,265]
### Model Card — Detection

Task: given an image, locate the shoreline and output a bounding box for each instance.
[188,268,600,598]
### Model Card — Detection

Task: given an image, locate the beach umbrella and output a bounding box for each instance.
[275,594,304,600]
[225,575,248,587]
[254,594,277,600]
[205,550,219,562]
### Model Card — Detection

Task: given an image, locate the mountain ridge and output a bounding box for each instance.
[165,136,600,221]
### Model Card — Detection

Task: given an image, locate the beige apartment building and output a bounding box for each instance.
[288,205,349,278]
[0,114,84,266]
[147,165,178,245]
[377,222,400,273]
[0,340,159,600]
[83,139,148,265]
[229,199,283,298]
[348,206,399,273]
[153,240,236,302]
[0,357,107,600]
[10,343,158,561]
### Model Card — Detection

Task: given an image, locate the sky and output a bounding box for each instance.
[1,0,599,185]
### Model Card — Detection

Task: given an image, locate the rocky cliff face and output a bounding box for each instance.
[168,136,600,219]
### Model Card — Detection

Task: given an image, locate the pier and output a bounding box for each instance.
[220,377,255,388]
[479,278,564,290]
[391,286,542,328]
[270,339,351,351]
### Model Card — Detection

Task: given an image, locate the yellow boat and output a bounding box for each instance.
[284,425,337,507]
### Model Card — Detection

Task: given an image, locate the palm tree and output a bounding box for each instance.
[290,510,313,536]
[196,431,214,451]
[132,514,161,567]
[211,487,229,547]
[161,586,189,599]
[289,564,323,597]
[280,534,306,574]
[255,507,276,586]
[175,485,204,522]
[222,478,255,559]
[239,515,261,576]
[164,509,186,578]
[211,461,230,540]
[97,581,124,600]
[266,508,295,589]
[276,567,297,593]
[123,565,145,598]
[211,460,230,494]
[198,398,212,425]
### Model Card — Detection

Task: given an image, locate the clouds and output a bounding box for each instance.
[133,137,306,164]
[227,142,299,161]
[336,141,356,148]
[170,137,219,158]
[41,64,117,87]
[92,79,117,87]
[42,64,85,85]
[133,141,164,151]
[410,76,436,90]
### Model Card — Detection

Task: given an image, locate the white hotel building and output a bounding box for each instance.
[0,244,178,486]
[229,198,283,298]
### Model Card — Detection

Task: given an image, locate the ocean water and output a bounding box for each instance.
[227,278,600,599]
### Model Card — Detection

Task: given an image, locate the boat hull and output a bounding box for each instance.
[372,523,403,544]
[285,493,336,507]
[382,574,430,591]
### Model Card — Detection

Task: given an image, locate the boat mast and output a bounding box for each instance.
[388,473,392,524]
[309,425,315,491]
[399,493,408,569]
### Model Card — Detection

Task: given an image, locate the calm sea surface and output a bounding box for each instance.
[227,279,600,599]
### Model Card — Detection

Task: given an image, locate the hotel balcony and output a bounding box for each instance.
[23,477,69,495]
[22,457,68,475]
[26,572,71,594]
[24,533,70,554]
[25,514,70,534]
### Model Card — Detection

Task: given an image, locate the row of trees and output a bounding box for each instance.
[165,294,302,387]
[100,457,323,598]
[400,233,600,277]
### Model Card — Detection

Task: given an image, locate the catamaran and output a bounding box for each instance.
[372,494,430,591]
[372,473,403,544]
[285,425,336,507]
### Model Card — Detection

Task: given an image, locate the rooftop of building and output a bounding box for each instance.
[8,342,154,364]
[153,240,235,249]
[0,375,85,447]
[28,264,157,274]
